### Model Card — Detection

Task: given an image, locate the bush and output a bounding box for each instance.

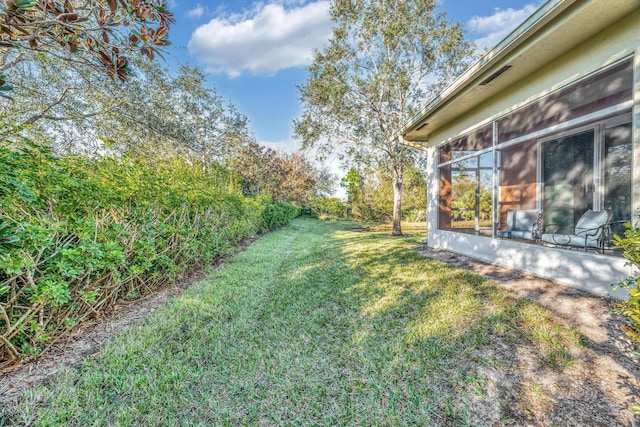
[307,197,348,220]
[611,221,640,415]
[404,209,426,222]
[612,222,640,343]
[355,203,391,221]
[257,196,301,231]
[0,143,297,363]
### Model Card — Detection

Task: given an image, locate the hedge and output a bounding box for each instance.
[0,143,298,363]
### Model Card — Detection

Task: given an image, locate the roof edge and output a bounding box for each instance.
[401,0,574,138]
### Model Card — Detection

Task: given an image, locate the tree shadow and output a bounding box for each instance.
[412,243,640,426]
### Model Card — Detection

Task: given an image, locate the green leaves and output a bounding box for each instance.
[12,0,37,11]
[0,221,19,250]
[0,142,299,363]
[0,0,175,83]
[0,284,10,297]
[612,222,640,344]
[30,278,71,306]
[296,0,475,233]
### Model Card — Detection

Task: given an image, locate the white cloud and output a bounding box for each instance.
[468,4,540,50]
[187,5,205,19]
[188,1,332,77]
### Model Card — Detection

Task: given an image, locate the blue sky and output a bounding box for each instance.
[160,0,543,175]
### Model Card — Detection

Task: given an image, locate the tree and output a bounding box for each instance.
[0,50,125,146]
[95,60,252,165]
[0,0,174,85]
[295,0,473,235]
[229,142,333,206]
[340,168,363,205]
[0,53,253,163]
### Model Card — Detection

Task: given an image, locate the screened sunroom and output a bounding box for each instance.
[401,0,639,297]
[437,57,633,248]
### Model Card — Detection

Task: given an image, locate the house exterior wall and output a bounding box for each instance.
[423,9,640,299]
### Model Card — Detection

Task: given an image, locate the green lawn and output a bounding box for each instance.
[3,217,582,426]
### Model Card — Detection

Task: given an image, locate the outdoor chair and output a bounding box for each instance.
[497,209,542,241]
[540,209,611,252]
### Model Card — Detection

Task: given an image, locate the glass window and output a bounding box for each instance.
[446,152,493,236]
[497,140,537,231]
[436,59,633,254]
[439,124,493,163]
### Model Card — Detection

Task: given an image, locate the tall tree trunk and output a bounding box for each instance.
[392,167,403,236]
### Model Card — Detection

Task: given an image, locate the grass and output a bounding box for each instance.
[357,221,427,237]
[2,217,583,426]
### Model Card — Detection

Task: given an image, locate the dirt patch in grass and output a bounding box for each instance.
[414,245,640,426]
[0,234,262,406]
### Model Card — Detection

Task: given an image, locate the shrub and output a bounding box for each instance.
[611,221,640,415]
[612,222,640,343]
[307,197,348,220]
[355,203,390,221]
[0,143,297,363]
[404,209,426,223]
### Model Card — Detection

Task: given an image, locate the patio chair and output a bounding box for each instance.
[497,209,542,241]
[540,209,611,252]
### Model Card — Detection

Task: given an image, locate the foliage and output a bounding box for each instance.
[0,142,298,363]
[451,172,492,222]
[340,168,363,204]
[258,196,301,230]
[398,163,427,218]
[229,142,333,206]
[4,218,590,426]
[97,61,252,163]
[295,0,473,235]
[612,222,640,343]
[611,221,640,415]
[0,0,174,83]
[307,196,348,220]
[339,163,426,222]
[1,56,252,160]
[404,209,426,222]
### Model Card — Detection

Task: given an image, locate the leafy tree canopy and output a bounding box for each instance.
[340,168,363,204]
[229,142,334,206]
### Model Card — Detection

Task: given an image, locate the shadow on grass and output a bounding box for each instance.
[2,219,637,426]
[334,229,636,426]
[417,244,640,424]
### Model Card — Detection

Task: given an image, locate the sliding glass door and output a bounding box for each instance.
[541,130,594,229]
[540,121,631,242]
[604,122,632,238]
